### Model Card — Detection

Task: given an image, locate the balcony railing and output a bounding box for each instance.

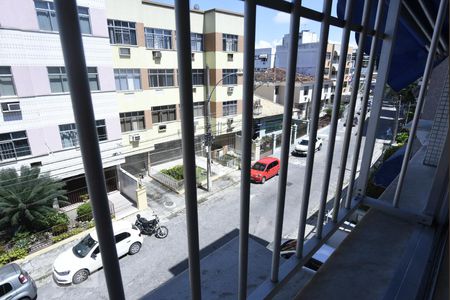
[52,0,448,299]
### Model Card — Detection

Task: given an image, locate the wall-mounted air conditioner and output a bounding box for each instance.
[227,53,234,62]
[227,86,234,94]
[158,125,167,132]
[1,102,21,113]
[129,134,140,142]
[153,50,162,59]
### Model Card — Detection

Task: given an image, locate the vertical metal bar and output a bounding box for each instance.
[418,0,448,53]
[315,0,355,239]
[271,0,302,282]
[357,0,403,196]
[239,0,256,299]
[345,0,385,209]
[174,1,202,299]
[393,0,448,207]
[53,1,125,299]
[205,65,212,191]
[331,0,373,222]
[402,1,436,53]
[295,0,333,258]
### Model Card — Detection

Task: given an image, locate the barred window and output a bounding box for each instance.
[145,28,172,49]
[59,120,107,148]
[152,105,176,123]
[114,69,141,91]
[0,131,31,160]
[193,102,205,118]
[223,69,238,85]
[192,69,204,86]
[0,67,16,96]
[107,19,137,45]
[120,111,145,132]
[223,100,237,116]
[148,69,174,88]
[223,34,238,52]
[191,33,203,51]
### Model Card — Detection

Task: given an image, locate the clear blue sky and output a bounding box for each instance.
[155,0,357,49]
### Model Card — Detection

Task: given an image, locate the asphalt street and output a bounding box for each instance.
[37,108,394,299]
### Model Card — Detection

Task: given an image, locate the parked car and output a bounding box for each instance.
[53,221,143,285]
[0,263,37,300]
[292,136,323,156]
[250,157,280,184]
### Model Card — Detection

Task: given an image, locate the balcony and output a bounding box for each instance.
[47,0,448,299]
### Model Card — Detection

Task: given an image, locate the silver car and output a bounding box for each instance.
[0,263,37,300]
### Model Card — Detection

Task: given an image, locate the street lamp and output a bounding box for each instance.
[204,66,243,192]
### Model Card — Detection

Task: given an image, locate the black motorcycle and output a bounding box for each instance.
[135,214,168,238]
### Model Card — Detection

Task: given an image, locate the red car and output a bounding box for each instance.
[250,157,280,184]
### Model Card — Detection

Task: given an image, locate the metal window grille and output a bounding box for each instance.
[0,131,31,160]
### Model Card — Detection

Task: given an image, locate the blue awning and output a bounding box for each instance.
[373,145,406,188]
[337,0,449,92]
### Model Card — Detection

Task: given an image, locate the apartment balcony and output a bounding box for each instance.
[47,0,448,299]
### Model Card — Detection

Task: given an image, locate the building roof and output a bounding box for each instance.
[253,96,299,119]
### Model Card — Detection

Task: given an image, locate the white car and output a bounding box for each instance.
[293,136,323,156]
[53,221,143,285]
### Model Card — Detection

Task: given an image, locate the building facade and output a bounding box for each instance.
[254,48,272,71]
[105,0,244,174]
[0,0,123,200]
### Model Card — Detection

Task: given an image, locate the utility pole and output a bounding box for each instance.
[205,65,212,191]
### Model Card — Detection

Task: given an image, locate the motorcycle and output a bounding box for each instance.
[135,214,169,238]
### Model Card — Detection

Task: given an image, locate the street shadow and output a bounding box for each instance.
[168,229,269,276]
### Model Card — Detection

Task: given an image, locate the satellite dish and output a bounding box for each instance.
[193,4,200,10]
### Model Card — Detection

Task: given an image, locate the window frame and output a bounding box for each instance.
[0,66,16,97]
[148,69,175,88]
[87,67,100,91]
[0,131,31,161]
[119,111,145,133]
[48,67,69,93]
[59,120,108,148]
[222,69,238,86]
[192,69,205,86]
[191,33,204,52]
[193,102,205,118]
[107,19,137,45]
[114,69,142,91]
[223,100,238,117]
[151,105,177,124]
[222,34,238,52]
[144,28,173,50]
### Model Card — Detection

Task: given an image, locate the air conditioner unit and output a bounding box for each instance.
[227,86,234,94]
[227,53,234,62]
[158,125,167,132]
[129,134,140,142]
[227,118,234,126]
[153,50,162,59]
[119,47,131,58]
[1,102,21,113]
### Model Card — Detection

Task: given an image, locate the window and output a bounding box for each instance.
[148,69,174,88]
[0,283,12,297]
[0,67,16,96]
[120,111,145,132]
[192,69,204,86]
[193,102,205,118]
[223,69,238,85]
[331,86,336,92]
[87,67,99,91]
[223,100,237,116]
[326,52,331,59]
[303,86,309,96]
[324,84,329,91]
[324,68,329,75]
[48,67,98,93]
[114,69,141,91]
[0,131,31,160]
[191,33,203,51]
[34,1,91,34]
[343,82,348,88]
[107,19,137,45]
[115,232,131,243]
[223,34,238,52]
[145,28,172,49]
[59,120,107,148]
[77,7,92,34]
[152,105,176,123]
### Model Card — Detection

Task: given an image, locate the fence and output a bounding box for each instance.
[215,154,241,169]
[150,171,185,192]
[65,176,117,206]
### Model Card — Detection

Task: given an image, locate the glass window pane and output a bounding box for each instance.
[37,11,52,31]
[62,76,69,92]
[79,16,91,34]
[0,77,15,96]
[50,12,58,31]
[49,76,63,93]
[88,75,99,91]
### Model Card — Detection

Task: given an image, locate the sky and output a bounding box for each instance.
[155,0,358,50]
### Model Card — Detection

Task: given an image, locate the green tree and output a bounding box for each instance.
[0,167,68,234]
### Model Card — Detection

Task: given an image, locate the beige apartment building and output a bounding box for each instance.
[105,0,243,175]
